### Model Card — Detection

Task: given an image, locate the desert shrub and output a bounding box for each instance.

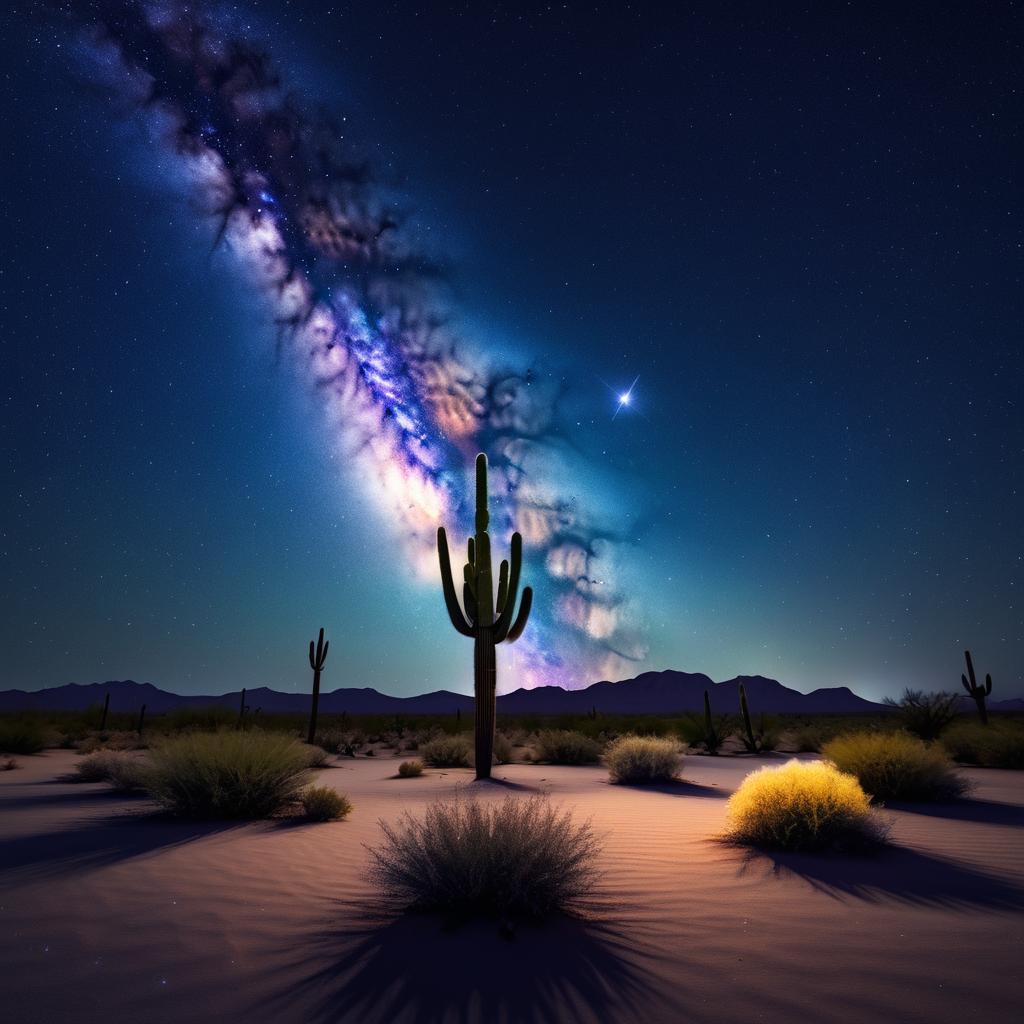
[304,745,332,768]
[74,750,150,791]
[398,759,424,777]
[883,689,959,740]
[3,757,19,771]
[301,785,352,821]
[605,735,682,783]
[421,733,473,768]
[790,724,840,753]
[823,732,968,801]
[942,722,1024,770]
[76,730,147,754]
[724,760,888,851]
[0,720,47,755]
[368,794,600,918]
[534,730,602,765]
[145,730,314,819]
[162,706,238,732]
[492,732,514,764]
[678,714,733,755]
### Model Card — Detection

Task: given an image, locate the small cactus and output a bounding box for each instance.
[137,704,147,736]
[237,688,248,730]
[961,649,992,726]
[703,689,721,755]
[306,627,329,744]
[99,692,110,732]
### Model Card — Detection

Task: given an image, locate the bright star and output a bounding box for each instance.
[612,375,640,419]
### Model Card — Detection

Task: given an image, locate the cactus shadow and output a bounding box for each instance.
[270,901,677,1024]
[739,845,1024,911]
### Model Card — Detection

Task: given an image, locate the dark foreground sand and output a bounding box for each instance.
[1,749,1022,1023]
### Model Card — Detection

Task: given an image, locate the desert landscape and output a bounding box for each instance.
[2,716,1023,1024]
[4,2,1021,1022]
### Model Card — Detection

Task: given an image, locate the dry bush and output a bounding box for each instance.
[942,722,1024,769]
[0,720,47,755]
[368,794,601,919]
[301,785,352,821]
[824,732,968,801]
[534,730,603,765]
[492,732,515,764]
[420,733,473,768]
[398,759,425,777]
[74,750,149,791]
[605,735,682,783]
[725,759,889,851]
[146,730,314,818]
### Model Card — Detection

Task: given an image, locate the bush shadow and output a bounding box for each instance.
[737,844,1024,911]
[887,798,1024,828]
[609,779,727,798]
[265,898,677,1024]
[0,811,244,882]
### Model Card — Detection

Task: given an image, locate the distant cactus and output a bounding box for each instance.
[703,689,722,755]
[237,688,248,730]
[437,453,533,780]
[961,649,992,726]
[99,692,110,732]
[738,684,777,753]
[137,704,147,736]
[306,627,329,744]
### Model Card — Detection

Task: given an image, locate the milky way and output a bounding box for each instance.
[70,0,647,688]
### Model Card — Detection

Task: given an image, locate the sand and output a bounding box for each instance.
[1,749,1022,1023]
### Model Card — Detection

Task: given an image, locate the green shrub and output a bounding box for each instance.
[823,732,968,801]
[605,735,682,783]
[421,733,473,768]
[942,722,1024,769]
[724,760,889,851]
[301,785,352,821]
[145,730,314,819]
[398,759,425,777]
[534,730,602,765]
[368,795,600,918]
[0,720,47,755]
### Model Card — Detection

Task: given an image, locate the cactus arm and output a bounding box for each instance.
[964,650,976,688]
[468,537,475,566]
[309,640,316,670]
[437,527,474,637]
[496,559,509,615]
[961,673,971,694]
[493,532,523,637]
[464,583,477,624]
[985,673,992,695]
[502,587,533,643]
[321,638,329,665]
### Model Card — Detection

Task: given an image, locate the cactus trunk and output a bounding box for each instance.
[99,692,110,732]
[137,704,146,736]
[307,627,329,745]
[474,628,497,778]
[961,649,991,726]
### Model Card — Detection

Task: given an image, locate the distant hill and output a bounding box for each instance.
[0,669,897,716]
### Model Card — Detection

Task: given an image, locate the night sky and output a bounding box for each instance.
[2,2,1020,699]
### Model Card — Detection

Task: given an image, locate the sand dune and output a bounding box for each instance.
[2,750,1022,1023]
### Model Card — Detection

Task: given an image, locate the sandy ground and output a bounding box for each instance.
[1,749,1022,1024]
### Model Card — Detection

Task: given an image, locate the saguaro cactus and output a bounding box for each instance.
[437,453,533,780]
[961,649,992,725]
[99,692,110,732]
[703,689,721,755]
[307,627,329,744]
[237,688,248,730]
[137,704,146,736]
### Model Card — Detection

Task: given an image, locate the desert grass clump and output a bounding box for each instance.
[942,721,1024,770]
[823,731,968,801]
[368,794,600,919]
[420,733,473,768]
[301,785,352,821]
[492,731,514,764]
[74,750,150,792]
[605,734,682,783]
[0,720,47,755]
[724,760,888,852]
[398,759,425,777]
[145,730,314,819]
[534,729,602,765]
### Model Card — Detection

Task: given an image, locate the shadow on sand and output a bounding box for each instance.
[738,845,1024,911]
[609,779,727,798]
[0,812,244,882]
[266,900,675,1024]
[887,798,1024,828]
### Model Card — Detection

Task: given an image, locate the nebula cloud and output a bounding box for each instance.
[70,0,647,688]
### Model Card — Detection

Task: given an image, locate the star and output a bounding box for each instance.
[612,375,639,419]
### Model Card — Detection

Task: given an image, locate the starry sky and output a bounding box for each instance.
[2,2,1021,700]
